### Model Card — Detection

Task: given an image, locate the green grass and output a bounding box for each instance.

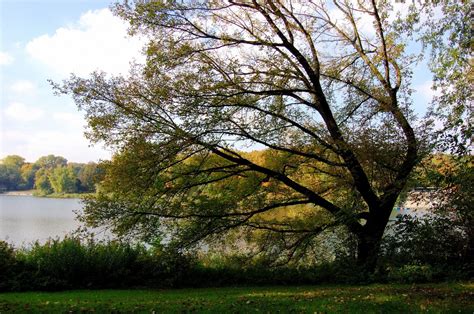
[0,283,472,313]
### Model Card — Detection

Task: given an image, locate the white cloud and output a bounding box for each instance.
[1,109,110,162]
[10,80,36,93]
[416,80,442,102]
[4,102,44,122]
[53,112,85,127]
[0,51,14,66]
[26,8,145,77]
[0,130,111,163]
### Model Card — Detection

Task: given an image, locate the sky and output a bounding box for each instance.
[0,0,436,163]
[0,0,145,163]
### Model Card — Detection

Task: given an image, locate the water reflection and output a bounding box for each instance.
[0,195,85,246]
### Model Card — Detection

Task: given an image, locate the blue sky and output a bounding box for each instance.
[0,0,435,163]
[0,0,144,163]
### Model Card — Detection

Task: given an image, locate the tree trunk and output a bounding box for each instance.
[355,209,392,274]
[356,231,384,274]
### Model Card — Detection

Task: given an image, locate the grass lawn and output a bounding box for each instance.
[0,282,472,313]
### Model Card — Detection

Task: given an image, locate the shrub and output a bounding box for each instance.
[17,238,89,290]
[388,265,434,283]
[380,213,469,281]
[12,238,151,290]
[8,238,205,290]
[136,248,197,288]
[0,241,16,291]
[82,240,144,288]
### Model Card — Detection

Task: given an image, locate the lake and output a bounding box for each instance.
[0,195,85,246]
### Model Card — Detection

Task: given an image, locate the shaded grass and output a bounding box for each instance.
[0,282,472,313]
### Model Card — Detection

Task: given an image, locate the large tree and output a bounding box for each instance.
[420,0,473,155]
[0,155,25,191]
[49,166,78,194]
[57,0,440,272]
[34,155,68,170]
[407,0,473,265]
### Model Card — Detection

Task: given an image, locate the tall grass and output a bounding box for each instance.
[1,238,193,291]
[0,233,471,291]
[0,237,365,291]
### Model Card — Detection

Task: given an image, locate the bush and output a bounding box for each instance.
[2,237,201,291]
[183,254,372,287]
[0,241,16,291]
[4,225,468,291]
[388,265,434,283]
[12,238,150,290]
[380,213,470,281]
[82,240,144,288]
[20,238,88,289]
[137,248,197,288]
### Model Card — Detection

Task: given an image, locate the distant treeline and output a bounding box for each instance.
[0,155,104,195]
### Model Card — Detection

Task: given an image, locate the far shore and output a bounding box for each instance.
[1,190,34,196]
[0,190,91,199]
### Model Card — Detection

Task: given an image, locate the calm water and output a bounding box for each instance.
[0,195,84,246]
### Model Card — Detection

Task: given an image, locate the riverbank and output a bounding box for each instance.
[1,190,34,196]
[34,192,93,199]
[0,190,92,199]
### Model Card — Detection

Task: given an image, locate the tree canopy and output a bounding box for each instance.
[0,154,102,195]
[419,0,472,155]
[55,0,470,271]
